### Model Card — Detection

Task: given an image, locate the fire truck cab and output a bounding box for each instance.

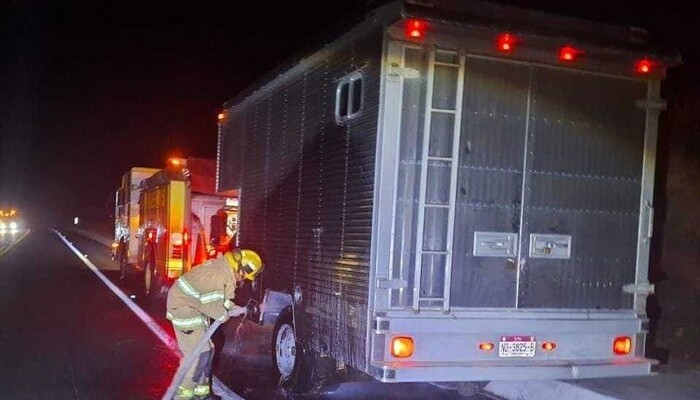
[136,157,237,297]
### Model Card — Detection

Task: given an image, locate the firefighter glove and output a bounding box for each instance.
[228,305,247,318]
[217,313,230,324]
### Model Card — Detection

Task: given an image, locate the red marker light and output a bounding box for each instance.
[497,33,516,53]
[391,336,414,358]
[405,19,428,40]
[478,342,495,351]
[541,341,557,351]
[635,59,653,75]
[613,336,632,355]
[559,46,580,62]
[217,112,225,121]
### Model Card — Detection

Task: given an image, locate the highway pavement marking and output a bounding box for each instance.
[0,229,31,258]
[53,229,244,400]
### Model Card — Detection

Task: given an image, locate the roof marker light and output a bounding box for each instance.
[497,33,516,53]
[559,46,581,62]
[635,59,654,75]
[405,19,428,40]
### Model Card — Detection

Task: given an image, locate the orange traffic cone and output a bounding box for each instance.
[192,231,208,267]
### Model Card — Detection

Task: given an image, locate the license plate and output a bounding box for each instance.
[499,335,536,358]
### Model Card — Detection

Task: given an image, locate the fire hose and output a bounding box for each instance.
[161,301,258,400]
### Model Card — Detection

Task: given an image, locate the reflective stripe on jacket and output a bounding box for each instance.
[165,257,237,324]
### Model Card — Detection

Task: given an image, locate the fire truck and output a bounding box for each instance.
[113,167,160,277]
[135,157,237,298]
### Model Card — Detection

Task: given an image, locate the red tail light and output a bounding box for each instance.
[171,233,183,246]
[613,336,632,355]
[391,336,414,358]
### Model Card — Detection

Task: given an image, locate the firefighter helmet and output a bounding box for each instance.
[224,249,263,281]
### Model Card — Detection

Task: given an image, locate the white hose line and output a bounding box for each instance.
[161,319,223,400]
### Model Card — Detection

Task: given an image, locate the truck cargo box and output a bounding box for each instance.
[216,0,681,389]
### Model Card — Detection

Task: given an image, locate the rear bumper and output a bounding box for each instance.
[370,357,657,382]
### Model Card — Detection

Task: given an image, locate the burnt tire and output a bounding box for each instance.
[271,311,315,394]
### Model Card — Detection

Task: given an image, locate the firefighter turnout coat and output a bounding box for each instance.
[166,256,237,330]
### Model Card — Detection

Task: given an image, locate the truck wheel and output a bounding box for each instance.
[118,246,129,280]
[144,256,154,296]
[271,311,314,394]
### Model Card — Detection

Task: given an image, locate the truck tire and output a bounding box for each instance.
[143,248,164,300]
[118,243,129,279]
[271,310,315,394]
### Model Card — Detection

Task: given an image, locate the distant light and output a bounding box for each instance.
[217,112,226,121]
[635,59,654,75]
[497,33,516,53]
[130,294,136,299]
[559,46,581,62]
[404,19,428,40]
[74,217,79,225]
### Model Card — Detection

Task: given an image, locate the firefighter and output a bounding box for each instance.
[166,249,263,400]
[209,208,230,255]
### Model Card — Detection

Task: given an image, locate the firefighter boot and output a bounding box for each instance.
[192,383,220,400]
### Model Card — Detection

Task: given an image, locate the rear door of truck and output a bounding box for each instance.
[386,41,651,314]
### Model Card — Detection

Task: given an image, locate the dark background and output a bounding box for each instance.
[1,0,698,362]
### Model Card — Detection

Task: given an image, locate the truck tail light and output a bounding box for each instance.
[478,342,494,351]
[541,341,557,351]
[613,336,632,355]
[171,233,183,246]
[391,336,414,358]
[183,229,190,246]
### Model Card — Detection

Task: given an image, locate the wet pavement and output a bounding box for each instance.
[0,228,496,399]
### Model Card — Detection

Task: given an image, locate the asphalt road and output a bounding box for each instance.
[0,229,178,399]
[0,229,496,400]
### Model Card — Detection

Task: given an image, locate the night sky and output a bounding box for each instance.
[1,0,696,228]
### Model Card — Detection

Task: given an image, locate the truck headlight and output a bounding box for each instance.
[9,222,17,230]
[0,222,5,229]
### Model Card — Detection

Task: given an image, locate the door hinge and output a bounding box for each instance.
[623,282,655,295]
[376,278,408,290]
[386,62,420,79]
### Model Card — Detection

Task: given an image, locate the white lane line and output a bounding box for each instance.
[53,229,179,351]
[0,229,31,258]
[53,229,244,400]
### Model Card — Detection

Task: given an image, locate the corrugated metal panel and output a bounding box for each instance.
[518,68,646,309]
[217,27,382,371]
[450,57,529,308]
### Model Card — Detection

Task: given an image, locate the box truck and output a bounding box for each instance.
[216,0,681,392]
